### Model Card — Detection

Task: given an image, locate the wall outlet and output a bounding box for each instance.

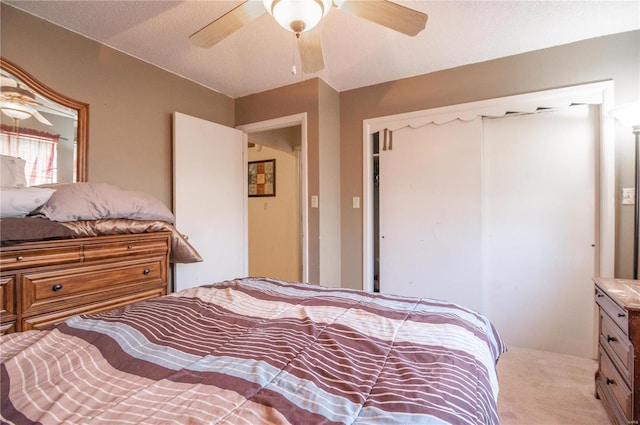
[622,188,635,205]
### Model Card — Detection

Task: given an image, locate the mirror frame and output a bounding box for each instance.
[1,57,89,181]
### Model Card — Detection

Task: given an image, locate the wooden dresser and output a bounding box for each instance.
[0,232,170,334]
[595,277,640,425]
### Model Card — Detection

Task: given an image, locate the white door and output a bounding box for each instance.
[482,105,596,357]
[378,118,483,311]
[173,112,247,291]
[377,105,597,357]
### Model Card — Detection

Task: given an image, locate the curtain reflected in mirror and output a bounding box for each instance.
[0,58,88,184]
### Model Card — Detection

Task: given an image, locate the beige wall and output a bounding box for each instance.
[340,30,640,288]
[1,4,234,207]
[318,80,341,287]
[236,80,322,283]
[237,80,342,286]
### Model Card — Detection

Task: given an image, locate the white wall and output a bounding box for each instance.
[248,145,300,281]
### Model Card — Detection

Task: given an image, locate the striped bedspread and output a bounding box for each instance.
[1,277,506,424]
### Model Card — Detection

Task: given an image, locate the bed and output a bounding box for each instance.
[0,277,506,424]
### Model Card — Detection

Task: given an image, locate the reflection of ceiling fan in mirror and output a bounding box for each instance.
[0,73,77,127]
[190,0,428,73]
[0,78,52,126]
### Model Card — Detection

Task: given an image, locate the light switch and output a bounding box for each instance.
[353,196,360,209]
[311,195,319,208]
[622,188,635,205]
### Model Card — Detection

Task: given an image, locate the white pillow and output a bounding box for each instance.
[0,187,56,218]
[1,155,27,188]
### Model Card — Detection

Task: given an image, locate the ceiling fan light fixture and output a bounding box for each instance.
[1,102,33,121]
[2,85,34,98]
[264,0,330,34]
[1,85,38,120]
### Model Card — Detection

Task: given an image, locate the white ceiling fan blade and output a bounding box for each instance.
[32,110,53,126]
[340,0,428,36]
[0,77,18,88]
[21,103,53,126]
[298,26,325,74]
[190,1,266,48]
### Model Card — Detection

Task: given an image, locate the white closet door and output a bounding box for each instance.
[173,112,247,291]
[379,118,483,311]
[482,105,596,357]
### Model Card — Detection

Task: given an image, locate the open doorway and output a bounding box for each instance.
[247,132,301,281]
[237,113,309,283]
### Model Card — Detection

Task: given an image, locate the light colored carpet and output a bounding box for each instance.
[497,346,612,425]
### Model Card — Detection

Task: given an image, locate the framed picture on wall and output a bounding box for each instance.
[248,159,276,197]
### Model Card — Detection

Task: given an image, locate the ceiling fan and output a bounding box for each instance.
[190,0,428,74]
[0,81,52,126]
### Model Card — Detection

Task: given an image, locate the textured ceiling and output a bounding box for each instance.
[6,0,640,99]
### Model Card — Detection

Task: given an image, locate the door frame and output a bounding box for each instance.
[237,113,310,283]
[362,81,616,292]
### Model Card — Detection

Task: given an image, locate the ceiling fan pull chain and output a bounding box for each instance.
[291,34,297,76]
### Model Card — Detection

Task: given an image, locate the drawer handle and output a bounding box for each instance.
[606,377,615,385]
[127,245,133,249]
[52,284,63,292]
[143,269,151,275]
[618,313,626,318]
[16,256,23,261]
[596,293,604,298]
[606,335,617,343]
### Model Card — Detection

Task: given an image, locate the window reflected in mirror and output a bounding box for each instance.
[0,58,88,185]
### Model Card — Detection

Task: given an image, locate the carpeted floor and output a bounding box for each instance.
[496,346,612,425]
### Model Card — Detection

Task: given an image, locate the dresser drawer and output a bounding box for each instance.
[0,246,81,271]
[600,310,633,381]
[21,288,165,331]
[83,238,169,261]
[0,275,16,318]
[600,346,633,420]
[596,287,629,336]
[0,321,16,335]
[21,258,166,314]
[1,275,16,334]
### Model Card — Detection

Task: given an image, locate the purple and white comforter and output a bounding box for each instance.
[1,277,506,424]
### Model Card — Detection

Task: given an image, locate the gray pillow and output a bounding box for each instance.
[33,183,175,223]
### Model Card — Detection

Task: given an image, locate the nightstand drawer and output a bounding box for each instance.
[21,258,165,314]
[600,310,633,381]
[596,287,629,336]
[600,346,632,420]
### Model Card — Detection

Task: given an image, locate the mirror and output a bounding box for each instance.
[0,58,88,184]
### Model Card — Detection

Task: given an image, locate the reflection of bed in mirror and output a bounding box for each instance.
[0,57,88,184]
